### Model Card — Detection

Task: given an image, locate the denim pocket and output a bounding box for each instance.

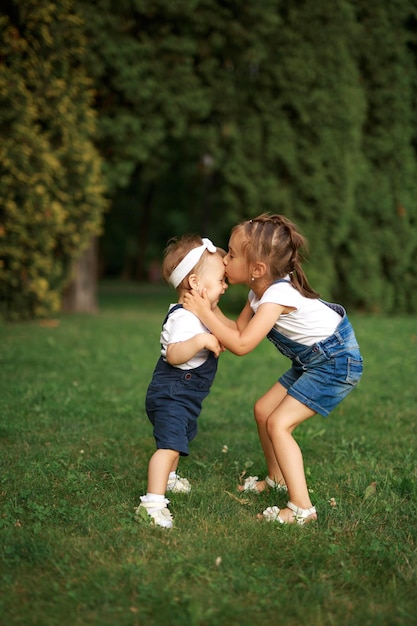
[177,375,212,392]
[346,357,363,385]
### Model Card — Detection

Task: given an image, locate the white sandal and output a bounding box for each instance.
[135,497,173,529]
[265,476,288,492]
[167,475,191,493]
[240,475,288,493]
[261,501,316,526]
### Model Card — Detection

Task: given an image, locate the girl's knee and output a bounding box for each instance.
[266,417,285,439]
[254,400,268,425]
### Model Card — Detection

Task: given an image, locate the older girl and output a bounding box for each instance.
[184,214,363,525]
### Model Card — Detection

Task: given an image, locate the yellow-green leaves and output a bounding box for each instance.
[0,1,107,319]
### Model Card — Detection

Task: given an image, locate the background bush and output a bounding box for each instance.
[0,1,107,319]
[1,0,417,318]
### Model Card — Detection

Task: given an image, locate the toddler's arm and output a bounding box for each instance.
[166,333,223,365]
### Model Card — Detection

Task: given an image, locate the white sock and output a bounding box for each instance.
[145,492,165,501]
[141,493,166,511]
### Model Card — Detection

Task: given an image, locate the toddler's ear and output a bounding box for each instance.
[188,274,199,290]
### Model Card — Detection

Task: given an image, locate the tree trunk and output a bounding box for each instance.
[62,237,98,313]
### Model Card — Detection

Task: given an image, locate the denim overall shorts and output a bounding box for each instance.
[145,304,218,455]
[266,285,363,416]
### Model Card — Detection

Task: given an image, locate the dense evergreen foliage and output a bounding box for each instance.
[80,0,417,312]
[1,0,416,316]
[0,0,107,318]
[335,0,417,312]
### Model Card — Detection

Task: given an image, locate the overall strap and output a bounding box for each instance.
[162,303,183,327]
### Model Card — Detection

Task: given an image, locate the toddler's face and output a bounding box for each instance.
[197,254,228,308]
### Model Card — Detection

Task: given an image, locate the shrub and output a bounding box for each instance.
[0,1,107,319]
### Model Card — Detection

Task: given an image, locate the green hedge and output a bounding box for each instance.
[0,1,107,319]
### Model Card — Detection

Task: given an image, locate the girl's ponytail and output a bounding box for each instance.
[285,223,319,298]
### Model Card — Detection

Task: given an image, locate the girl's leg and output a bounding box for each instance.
[238,382,288,492]
[147,448,180,495]
[265,395,317,523]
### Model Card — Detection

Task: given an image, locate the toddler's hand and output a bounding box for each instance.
[204,334,223,358]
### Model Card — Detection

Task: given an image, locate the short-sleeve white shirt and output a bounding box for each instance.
[160,305,211,370]
[248,279,342,346]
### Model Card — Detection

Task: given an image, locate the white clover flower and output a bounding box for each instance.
[222,445,228,454]
[329,497,337,507]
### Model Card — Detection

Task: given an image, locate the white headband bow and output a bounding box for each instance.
[169,238,217,288]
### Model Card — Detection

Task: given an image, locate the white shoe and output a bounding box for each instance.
[135,496,173,528]
[261,501,316,526]
[265,476,288,492]
[239,475,288,493]
[166,476,191,493]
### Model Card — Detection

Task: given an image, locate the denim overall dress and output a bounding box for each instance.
[266,281,363,416]
[145,304,219,455]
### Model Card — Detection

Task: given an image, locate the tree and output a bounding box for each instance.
[334,0,417,312]
[78,0,366,296]
[86,0,417,313]
[5,0,414,314]
[0,0,107,319]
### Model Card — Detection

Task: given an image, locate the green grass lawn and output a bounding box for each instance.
[1,282,416,626]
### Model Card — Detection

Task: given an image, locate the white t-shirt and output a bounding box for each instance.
[248,279,342,346]
[160,305,211,370]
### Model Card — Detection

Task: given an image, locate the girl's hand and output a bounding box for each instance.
[183,288,211,317]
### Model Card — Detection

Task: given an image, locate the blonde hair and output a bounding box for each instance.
[162,234,224,290]
[232,213,319,298]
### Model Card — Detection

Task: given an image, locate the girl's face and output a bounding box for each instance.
[197,254,228,308]
[223,232,250,285]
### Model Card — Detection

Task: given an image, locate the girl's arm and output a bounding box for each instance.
[211,298,257,332]
[211,305,239,329]
[166,333,223,365]
[235,300,255,332]
[183,290,283,356]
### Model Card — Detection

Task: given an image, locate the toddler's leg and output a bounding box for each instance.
[136,448,180,528]
[147,448,180,495]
